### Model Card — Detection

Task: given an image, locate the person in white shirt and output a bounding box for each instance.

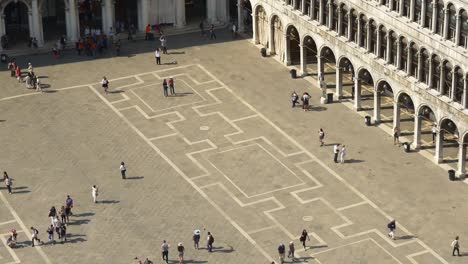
[101,76,109,94]
[92,185,98,203]
[333,144,340,163]
[340,145,346,164]
[120,162,126,179]
[432,124,437,143]
[155,48,161,65]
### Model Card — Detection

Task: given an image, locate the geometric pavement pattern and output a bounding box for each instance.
[87,64,449,264]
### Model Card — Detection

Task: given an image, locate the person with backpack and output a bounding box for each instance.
[47,225,55,244]
[291,91,298,108]
[193,229,201,249]
[288,241,295,258]
[207,231,214,252]
[387,220,396,240]
[177,242,185,264]
[452,236,461,256]
[278,243,285,264]
[101,76,109,94]
[300,229,310,250]
[30,226,41,247]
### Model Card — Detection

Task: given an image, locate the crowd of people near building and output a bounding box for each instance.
[7,60,42,92]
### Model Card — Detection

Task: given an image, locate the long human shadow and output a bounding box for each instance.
[125,176,144,180]
[73,212,95,217]
[211,245,234,253]
[98,200,120,204]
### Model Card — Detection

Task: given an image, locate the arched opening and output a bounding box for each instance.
[312,0,320,21]
[399,37,408,71]
[374,81,396,125]
[319,46,336,91]
[359,14,368,48]
[438,118,459,165]
[270,15,284,59]
[424,0,433,29]
[447,4,456,40]
[340,4,348,37]
[389,31,398,65]
[391,0,399,12]
[338,57,355,99]
[286,25,300,65]
[78,0,103,35]
[351,9,358,43]
[356,68,374,110]
[378,26,387,59]
[461,133,468,175]
[185,0,207,23]
[4,1,30,47]
[435,0,444,35]
[369,19,377,54]
[441,60,452,97]
[331,0,338,31]
[303,35,318,75]
[431,54,441,90]
[421,48,430,84]
[255,5,268,46]
[414,0,422,23]
[114,0,137,33]
[417,105,437,149]
[42,0,67,41]
[241,0,253,32]
[402,0,411,18]
[453,67,463,104]
[396,92,415,139]
[460,9,468,48]
[408,42,418,77]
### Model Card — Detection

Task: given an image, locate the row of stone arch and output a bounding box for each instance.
[254,3,467,175]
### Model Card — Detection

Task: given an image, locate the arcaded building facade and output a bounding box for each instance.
[249,0,467,175]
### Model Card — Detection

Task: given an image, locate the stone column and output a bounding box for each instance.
[31,0,44,47]
[443,8,449,39]
[393,101,401,131]
[207,0,218,23]
[410,0,415,20]
[421,0,426,26]
[284,33,290,65]
[293,0,298,9]
[389,0,394,10]
[106,0,115,34]
[317,55,324,87]
[373,89,381,124]
[68,0,79,42]
[357,17,362,46]
[435,130,444,163]
[141,0,149,32]
[399,0,404,16]
[327,0,333,28]
[238,0,245,32]
[0,14,4,52]
[386,32,391,63]
[439,65,445,93]
[458,141,467,176]
[463,77,468,108]
[455,14,461,45]
[428,57,434,87]
[319,0,325,25]
[337,7,343,35]
[101,1,107,33]
[431,0,437,33]
[406,44,412,74]
[366,22,372,51]
[28,10,34,38]
[251,9,257,44]
[354,78,361,109]
[311,0,316,20]
[396,38,402,69]
[412,114,422,149]
[176,0,186,28]
[376,28,381,56]
[336,66,343,98]
[302,0,307,14]
[450,70,456,100]
[347,12,352,41]
[65,7,71,40]
[300,44,307,76]
[417,52,423,81]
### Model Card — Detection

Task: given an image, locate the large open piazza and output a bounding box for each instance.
[0,29,467,264]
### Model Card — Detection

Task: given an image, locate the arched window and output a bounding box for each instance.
[447,4,456,41]
[341,5,349,37]
[360,15,368,48]
[391,0,399,12]
[319,0,326,24]
[442,61,452,97]
[409,43,419,77]
[435,0,444,35]
[389,31,398,65]
[454,67,464,103]
[403,0,411,18]
[296,0,302,10]
[332,0,338,31]
[313,0,320,21]
[421,48,430,84]
[369,19,377,54]
[461,10,468,48]
[305,0,311,16]
[414,0,422,22]
[400,37,408,70]
[424,0,433,28]
[431,55,441,90]
[351,9,358,43]
[379,26,387,59]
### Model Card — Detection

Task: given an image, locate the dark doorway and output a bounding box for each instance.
[78,0,103,35]
[185,0,207,23]
[4,1,29,46]
[115,0,137,33]
[42,0,67,41]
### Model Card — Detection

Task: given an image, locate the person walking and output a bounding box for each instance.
[145,24,151,40]
[278,243,285,264]
[49,206,57,225]
[155,48,161,65]
[319,128,325,147]
[301,92,310,111]
[30,227,41,247]
[291,91,298,108]
[120,162,126,179]
[288,241,295,258]
[432,124,437,144]
[4,172,12,194]
[333,144,340,163]
[92,185,98,203]
[15,65,21,82]
[209,24,216,40]
[65,195,74,221]
[47,225,55,244]
[452,236,461,256]
[114,39,121,56]
[340,145,347,164]
[59,206,66,224]
[161,240,169,263]
[101,76,109,94]
[232,23,237,38]
[168,78,175,95]
[53,217,62,239]
[162,79,169,97]
[207,231,214,252]
[393,127,400,146]
[60,225,67,243]
[300,229,310,250]
[177,243,185,264]
[193,229,201,249]
[387,220,396,240]
[160,35,168,54]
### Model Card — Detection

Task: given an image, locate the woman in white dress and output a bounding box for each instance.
[92,185,98,203]
[340,145,346,164]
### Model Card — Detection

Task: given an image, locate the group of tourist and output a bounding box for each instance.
[7,60,42,92]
